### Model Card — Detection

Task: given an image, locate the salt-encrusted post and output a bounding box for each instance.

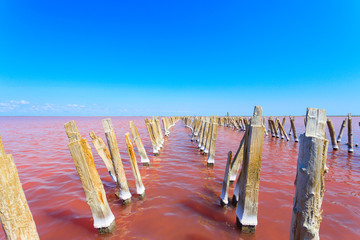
[290,116,299,142]
[235,106,265,232]
[348,113,353,153]
[151,121,162,149]
[125,133,145,199]
[129,121,150,166]
[204,118,214,155]
[336,118,347,143]
[89,131,117,182]
[102,118,132,204]
[0,135,40,239]
[220,151,232,206]
[162,118,170,136]
[65,121,115,233]
[145,121,159,155]
[200,119,209,151]
[290,108,329,240]
[155,117,164,145]
[326,119,338,150]
[229,132,246,183]
[207,121,218,166]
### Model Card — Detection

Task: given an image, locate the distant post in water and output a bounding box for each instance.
[336,118,347,143]
[290,108,329,240]
[207,121,218,166]
[0,135,40,239]
[102,118,132,204]
[65,121,115,233]
[326,119,338,150]
[235,106,265,232]
[220,151,232,206]
[348,113,353,153]
[290,116,299,142]
[129,121,150,166]
[125,133,145,199]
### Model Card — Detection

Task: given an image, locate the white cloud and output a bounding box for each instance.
[0,100,30,112]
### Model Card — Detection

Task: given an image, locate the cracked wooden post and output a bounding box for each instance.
[64,121,115,233]
[102,118,131,204]
[145,120,159,155]
[263,117,268,136]
[207,121,218,166]
[336,118,347,143]
[129,121,150,166]
[125,133,145,199]
[90,131,117,182]
[220,151,232,206]
[326,119,338,150]
[290,116,299,142]
[0,135,40,239]
[235,106,265,233]
[290,108,329,240]
[348,113,353,153]
[229,131,247,183]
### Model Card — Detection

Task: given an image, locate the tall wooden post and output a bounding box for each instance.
[229,132,246,183]
[290,108,328,240]
[129,121,150,166]
[145,121,159,155]
[0,135,40,239]
[336,118,347,143]
[235,106,264,232]
[65,121,115,233]
[207,121,218,166]
[102,118,131,204]
[125,133,145,199]
[200,119,209,151]
[290,116,299,142]
[204,118,214,155]
[89,131,117,182]
[348,113,353,153]
[220,151,232,206]
[326,119,338,150]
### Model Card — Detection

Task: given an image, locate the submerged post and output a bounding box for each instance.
[129,121,150,166]
[290,108,328,240]
[235,106,265,232]
[65,121,115,233]
[336,118,347,143]
[0,135,40,239]
[102,118,132,204]
[326,119,338,150]
[220,151,232,206]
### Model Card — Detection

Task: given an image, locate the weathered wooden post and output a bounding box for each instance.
[155,117,164,145]
[125,133,145,199]
[268,117,274,137]
[348,113,353,153]
[145,120,159,155]
[200,119,210,151]
[151,121,163,149]
[0,135,40,239]
[229,131,247,183]
[204,118,214,155]
[336,118,347,143]
[220,151,232,206]
[290,108,329,240]
[102,118,132,204]
[197,120,205,147]
[90,131,117,182]
[207,121,218,166]
[235,106,264,232]
[290,116,299,142]
[277,118,290,141]
[65,121,115,233]
[129,121,150,166]
[162,118,170,136]
[326,119,338,150]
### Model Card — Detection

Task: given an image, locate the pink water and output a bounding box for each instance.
[0,116,359,239]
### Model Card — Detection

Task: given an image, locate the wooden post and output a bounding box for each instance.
[198,120,205,147]
[235,106,265,232]
[348,113,353,153]
[326,119,339,150]
[145,120,159,155]
[229,131,247,183]
[268,117,275,137]
[200,119,209,151]
[290,116,299,142]
[220,151,233,206]
[290,108,329,240]
[89,131,117,182]
[277,118,290,141]
[129,121,150,166]
[162,118,170,136]
[0,135,40,239]
[263,117,268,136]
[151,121,162,149]
[207,121,218,166]
[65,121,115,233]
[125,133,145,199]
[336,118,347,143]
[204,118,214,155]
[102,118,132,204]
[155,117,164,145]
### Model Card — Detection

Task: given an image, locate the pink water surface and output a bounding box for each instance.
[0,116,359,239]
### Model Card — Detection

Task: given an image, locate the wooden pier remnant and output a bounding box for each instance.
[290,116,299,142]
[235,106,265,232]
[326,119,339,150]
[89,131,117,182]
[129,121,150,166]
[289,108,328,240]
[204,118,214,155]
[220,151,233,206]
[65,121,115,233]
[229,131,246,183]
[336,118,347,143]
[207,121,218,166]
[125,133,145,199]
[102,118,132,204]
[145,119,159,155]
[0,135,40,239]
[348,113,353,153]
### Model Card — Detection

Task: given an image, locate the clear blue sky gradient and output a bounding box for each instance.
[0,0,359,116]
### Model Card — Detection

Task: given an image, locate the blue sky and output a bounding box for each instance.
[0,0,359,116]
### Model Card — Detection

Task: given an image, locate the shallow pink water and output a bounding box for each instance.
[0,116,359,239]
